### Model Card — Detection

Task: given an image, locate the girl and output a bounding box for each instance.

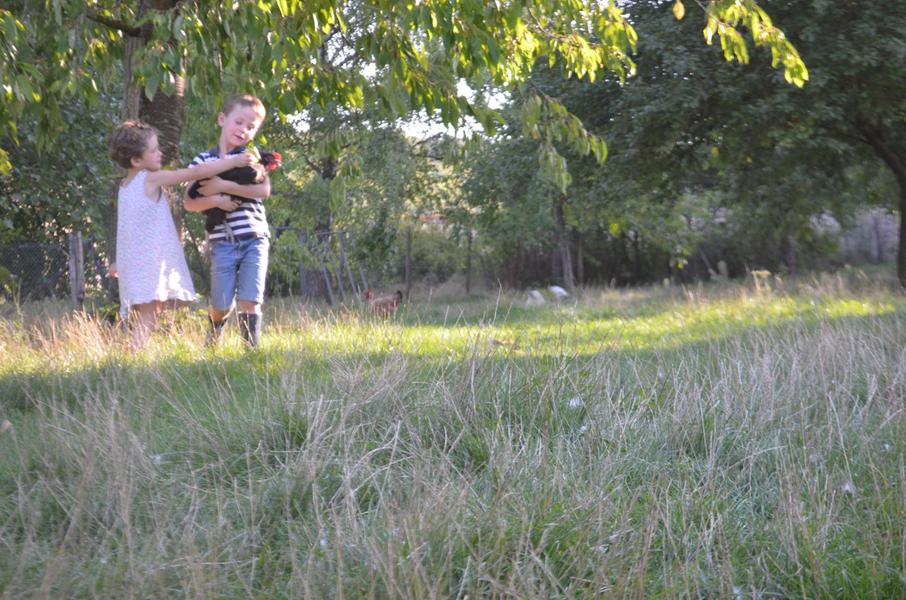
[108,120,251,349]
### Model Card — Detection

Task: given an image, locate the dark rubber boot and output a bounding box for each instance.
[205,316,229,347]
[238,312,261,348]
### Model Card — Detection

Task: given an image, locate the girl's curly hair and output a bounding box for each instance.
[109,120,157,169]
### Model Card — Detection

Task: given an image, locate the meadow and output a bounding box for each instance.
[0,271,904,598]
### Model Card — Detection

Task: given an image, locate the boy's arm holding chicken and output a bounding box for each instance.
[189,149,282,200]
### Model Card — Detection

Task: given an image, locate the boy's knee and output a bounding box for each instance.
[209,306,232,321]
[237,300,261,314]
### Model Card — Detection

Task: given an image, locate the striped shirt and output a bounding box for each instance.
[188,146,270,241]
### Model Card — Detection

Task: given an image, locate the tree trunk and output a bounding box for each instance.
[575,229,584,285]
[899,188,906,287]
[872,212,883,264]
[109,0,184,301]
[140,80,185,168]
[554,194,575,293]
[298,230,309,299]
[137,2,186,230]
[308,156,339,301]
[68,231,85,307]
[856,119,906,287]
[122,35,143,121]
[140,80,187,235]
[781,233,797,275]
[404,225,413,300]
[632,231,641,283]
[465,229,472,294]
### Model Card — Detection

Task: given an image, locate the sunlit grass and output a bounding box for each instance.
[2,277,901,454]
[3,281,896,373]
[1,272,904,597]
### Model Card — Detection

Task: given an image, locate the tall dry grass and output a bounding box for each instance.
[1,273,904,597]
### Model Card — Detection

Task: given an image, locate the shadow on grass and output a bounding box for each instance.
[1,302,903,599]
[1,302,899,419]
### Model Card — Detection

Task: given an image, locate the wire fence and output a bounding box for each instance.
[268,227,378,306]
[0,242,70,300]
[0,235,114,303]
[2,212,897,307]
[0,227,398,308]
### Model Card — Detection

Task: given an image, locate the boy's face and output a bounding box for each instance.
[218,105,264,151]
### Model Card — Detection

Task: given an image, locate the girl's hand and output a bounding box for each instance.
[227,152,254,168]
[108,263,118,278]
[212,194,240,211]
[198,177,225,196]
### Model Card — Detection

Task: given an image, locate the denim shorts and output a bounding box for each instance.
[209,236,269,310]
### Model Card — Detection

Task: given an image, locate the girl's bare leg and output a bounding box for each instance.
[131,301,162,350]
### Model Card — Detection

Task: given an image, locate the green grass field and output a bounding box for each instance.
[1,271,904,598]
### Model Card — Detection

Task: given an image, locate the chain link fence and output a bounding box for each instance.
[0,238,105,302]
[0,241,70,300]
[1,228,391,307]
[268,227,382,305]
[0,235,115,303]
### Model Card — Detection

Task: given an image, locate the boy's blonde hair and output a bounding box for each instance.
[109,120,157,169]
[222,93,267,120]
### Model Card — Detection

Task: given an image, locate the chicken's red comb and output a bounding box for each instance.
[264,151,282,172]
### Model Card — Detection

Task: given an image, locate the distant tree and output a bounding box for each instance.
[0,95,118,242]
[757,1,906,284]
[548,1,906,282]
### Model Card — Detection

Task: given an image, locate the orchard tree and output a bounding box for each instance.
[2,0,809,293]
[3,0,806,177]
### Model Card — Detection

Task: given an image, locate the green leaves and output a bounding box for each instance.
[703,0,809,87]
[0,8,27,151]
[520,91,607,192]
[3,0,810,192]
[0,147,10,176]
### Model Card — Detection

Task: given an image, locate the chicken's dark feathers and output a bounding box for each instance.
[187,151,281,233]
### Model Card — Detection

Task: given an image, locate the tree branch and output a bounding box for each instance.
[410,131,445,148]
[855,117,906,187]
[86,9,142,37]
[304,156,324,176]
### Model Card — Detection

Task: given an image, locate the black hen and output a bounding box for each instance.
[187,150,282,233]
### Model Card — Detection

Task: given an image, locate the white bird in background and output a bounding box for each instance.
[548,285,569,301]
[526,290,546,306]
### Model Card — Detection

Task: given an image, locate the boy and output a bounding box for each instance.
[183,93,271,348]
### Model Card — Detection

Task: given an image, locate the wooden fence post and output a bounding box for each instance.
[68,231,85,307]
[339,232,358,298]
[465,229,472,295]
[298,229,308,300]
[404,225,413,301]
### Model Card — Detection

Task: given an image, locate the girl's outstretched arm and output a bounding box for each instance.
[145,152,252,190]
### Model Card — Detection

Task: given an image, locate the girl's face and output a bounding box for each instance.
[134,134,163,171]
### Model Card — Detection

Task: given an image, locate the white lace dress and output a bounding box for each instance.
[116,170,197,316]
